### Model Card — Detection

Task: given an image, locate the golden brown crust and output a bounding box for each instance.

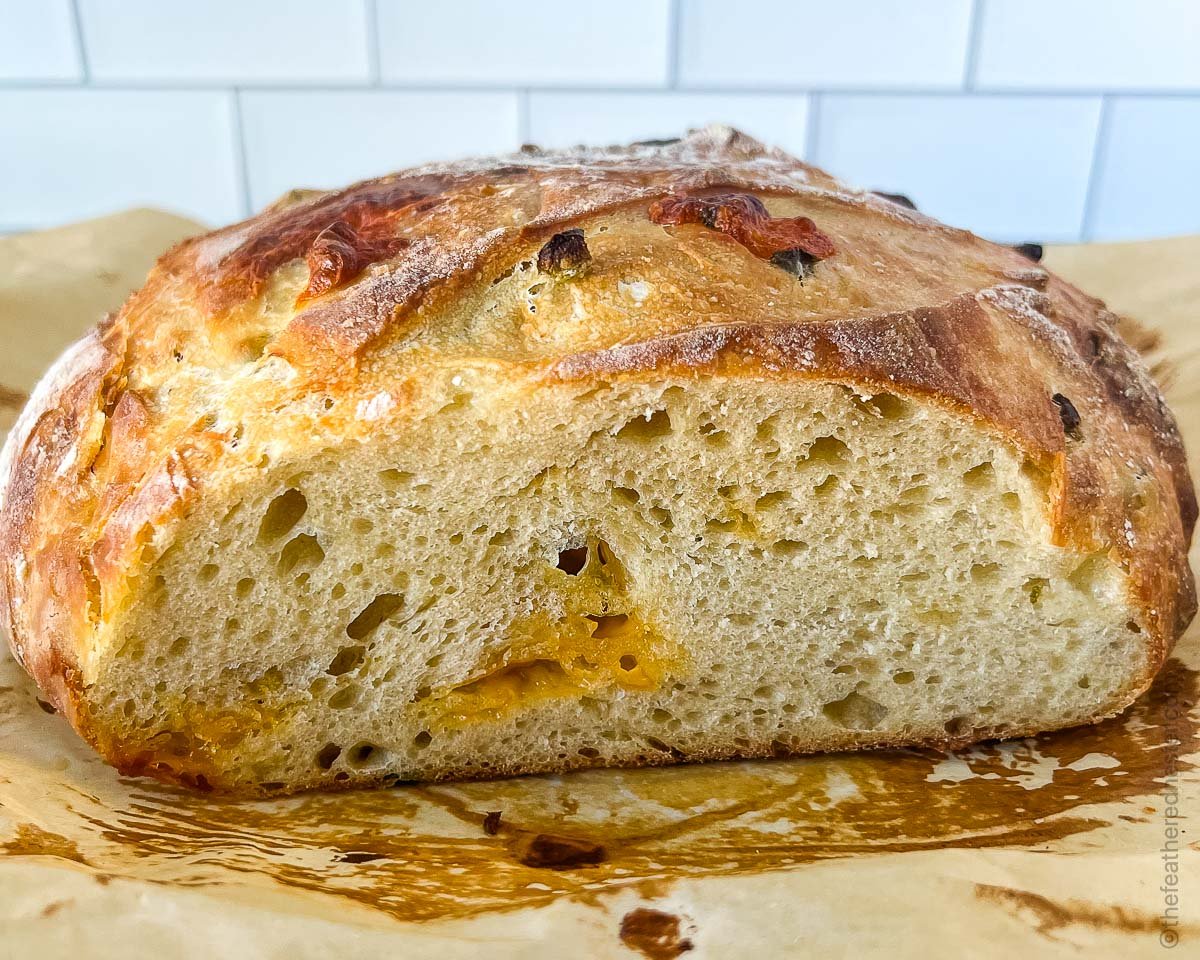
[0,126,1194,772]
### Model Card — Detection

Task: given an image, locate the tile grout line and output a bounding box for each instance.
[229,89,255,218]
[0,78,1198,98]
[667,0,683,89]
[1079,95,1114,242]
[962,0,985,90]
[364,0,382,85]
[517,89,531,145]
[68,0,90,82]
[803,92,821,162]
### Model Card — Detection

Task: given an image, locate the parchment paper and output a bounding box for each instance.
[0,215,1196,959]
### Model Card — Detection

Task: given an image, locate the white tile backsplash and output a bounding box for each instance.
[377,0,671,87]
[976,0,1200,91]
[528,93,810,158]
[240,91,520,211]
[77,0,371,83]
[679,0,974,89]
[815,95,1103,242]
[1,0,1197,240]
[0,0,81,81]
[1088,98,1200,241]
[0,90,242,228]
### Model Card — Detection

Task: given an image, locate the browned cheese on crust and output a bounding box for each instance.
[0,127,1194,759]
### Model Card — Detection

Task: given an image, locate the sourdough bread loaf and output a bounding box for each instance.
[0,127,1194,794]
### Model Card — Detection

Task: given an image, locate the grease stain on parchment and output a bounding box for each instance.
[0,658,1195,925]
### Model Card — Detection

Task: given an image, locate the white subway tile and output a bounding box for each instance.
[0,0,81,80]
[815,95,1102,242]
[78,0,370,83]
[0,90,242,228]
[240,91,520,210]
[976,0,1200,91]
[679,0,973,89]
[377,0,670,86]
[528,92,810,158]
[1088,99,1200,240]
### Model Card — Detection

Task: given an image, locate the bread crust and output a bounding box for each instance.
[1,127,1194,776]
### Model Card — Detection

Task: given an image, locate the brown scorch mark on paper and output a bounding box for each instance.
[515,833,606,869]
[974,883,1198,941]
[620,908,694,958]
[1,823,88,864]
[0,384,28,409]
[649,193,836,262]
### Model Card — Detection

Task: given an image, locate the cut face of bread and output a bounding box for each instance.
[90,377,1146,791]
[2,128,1192,794]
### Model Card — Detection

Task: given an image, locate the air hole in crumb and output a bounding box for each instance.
[1067,555,1113,600]
[348,742,379,767]
[1126,620,1142,633]
[813,475,839,498]
[619,654,638,671]
[649,506,673,529]
[316,743,342,769]
[414,731,433,749]
[327,645,366,676]
[556,546,588,575]
[970,562,1000,583]
[963,462,996,487]
[944,716,972,737]
[1023,577,1049,606]
[596,539,621,569]
[613,486,640,504]
[257,489,308,543]
[1078,675,1091,689]
[379,468,414,490]
[892,671,915,685]
[277,534,325,575]
[755,414,780,441]
[755,491,789,510]
[199,563,219,582]
[329,686,359,709]
[346,593,404,639]
[770,539,808,558]
[578,746,600,759]
[823,690,889,730]
[588,614,630,639]
[862,393,910,420]
[614,408,672,441]
[801,435,849,465]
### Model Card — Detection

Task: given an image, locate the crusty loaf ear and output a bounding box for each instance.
[1,128,1193,794]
